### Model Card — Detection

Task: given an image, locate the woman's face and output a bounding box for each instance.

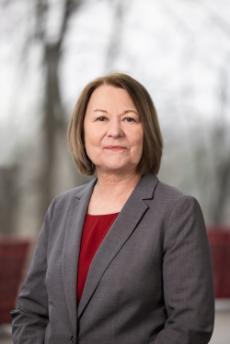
[84,84,144,176]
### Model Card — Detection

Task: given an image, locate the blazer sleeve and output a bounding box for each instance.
[152,196,214,344]
[11,201,55,344]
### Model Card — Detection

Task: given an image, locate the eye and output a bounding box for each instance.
[95,115,108,121]
[122,116,137,123]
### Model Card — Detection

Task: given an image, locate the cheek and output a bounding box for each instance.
[84,125,99,146]
[133,129,144,149]
[133,130,144,160]
[128,135,143,163]
[84,130,102,159]
[84,130,94,159]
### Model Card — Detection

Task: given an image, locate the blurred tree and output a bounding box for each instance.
[0,166,19,234]
[210,59,230,225]
[33,0,83,220]
[105,0,129,71]
[199,0,230,226]
[158,1,230,226]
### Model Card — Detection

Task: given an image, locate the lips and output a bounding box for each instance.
[104,145,127,151]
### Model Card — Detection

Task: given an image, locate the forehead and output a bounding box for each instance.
[86,84,136,110]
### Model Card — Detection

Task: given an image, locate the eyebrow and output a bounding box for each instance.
[93,109,138,115]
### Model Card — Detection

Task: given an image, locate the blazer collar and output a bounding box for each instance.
[73,173,158,201]
[77,173,159,318]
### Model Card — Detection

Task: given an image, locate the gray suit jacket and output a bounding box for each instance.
[11,174,214,344]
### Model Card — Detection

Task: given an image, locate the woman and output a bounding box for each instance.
[11,73,214,343]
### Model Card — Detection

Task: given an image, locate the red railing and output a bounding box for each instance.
[0,237,31,324]
[208,228,230,298]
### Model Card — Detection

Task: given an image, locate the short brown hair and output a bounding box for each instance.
[67,72,163,175]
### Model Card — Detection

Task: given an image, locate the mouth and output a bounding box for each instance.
[103,145,127,152]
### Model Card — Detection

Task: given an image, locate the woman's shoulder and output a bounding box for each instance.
[139,174,199,212]
[154,177,201,216]
[47,178,96,213]
[156,179,186,200]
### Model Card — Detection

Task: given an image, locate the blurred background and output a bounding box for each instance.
[0,0,229,342]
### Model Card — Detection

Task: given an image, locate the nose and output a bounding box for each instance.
[107,118,124,138]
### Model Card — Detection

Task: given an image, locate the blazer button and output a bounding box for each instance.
[70,335,74,343]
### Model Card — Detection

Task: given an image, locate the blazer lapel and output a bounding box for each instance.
[61,178,96,333]
[78,174,159,318]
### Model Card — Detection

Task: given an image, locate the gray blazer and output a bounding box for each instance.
[11,174,214,344]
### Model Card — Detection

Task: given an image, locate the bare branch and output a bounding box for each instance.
[34,0,48,42]
[57,0,82,51]
[105,0,130,70]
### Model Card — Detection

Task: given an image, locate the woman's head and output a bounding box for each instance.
[68,72,163,176]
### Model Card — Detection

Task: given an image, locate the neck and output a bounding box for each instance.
[88,171,142,215]
[95,171,141,193]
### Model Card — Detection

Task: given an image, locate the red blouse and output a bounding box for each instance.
[77,212,119,304]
